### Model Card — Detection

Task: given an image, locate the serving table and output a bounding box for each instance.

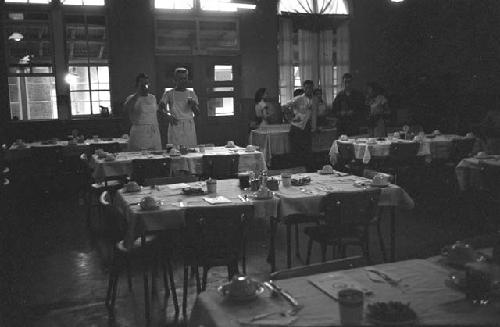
[189,252,500,326]
[329,134,472,165]
[6,138,128,161]
[249,124,337,165]
[455,155,500,191]
[89,146,267,182]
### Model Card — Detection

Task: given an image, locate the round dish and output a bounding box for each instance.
[369,182,389,188]
[317,170,335,175]
[367,317,417,326]
[217,285,264,302]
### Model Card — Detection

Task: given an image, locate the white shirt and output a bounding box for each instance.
[160,89,199,121]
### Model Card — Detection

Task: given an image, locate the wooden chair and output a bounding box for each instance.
[380,142,420,185]
[270,256,366,280]
[336,142,363,175]
[181,205,253,318]
[101,191,179,321]
[304,188,384,264]
[201,154,239,179]
[131,158,172,185]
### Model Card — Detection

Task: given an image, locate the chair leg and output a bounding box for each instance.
[306,237,313,265]
[286,223,292,268]
[195,266,201,294]
[320,242,327,262]
[182,265,189,320]
[125,256,133,291]
[294,223,300,259]
[202,266,209,292]
[166,258,179,316]
[376,219,387,262]
[161,260,170,300]
[106,251,119,311]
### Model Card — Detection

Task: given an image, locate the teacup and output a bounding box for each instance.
[322,165,334,173]
[122,134,129,139]
[441,241,476,265]
[433,130,441,135]
[393,132,401,139]
[466,132,474,138]
[220,275,259,298]
[227,140,235,147]
[246,145,256,151]
[125,181,140,192]
[281,173,292,187]
[140,196,158,210]
[266,178,279,191]
[372,173,390,186]
[340,134,349,141]
[198,145,205,153]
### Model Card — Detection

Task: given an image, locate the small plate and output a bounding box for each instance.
[317,170,335,175]
[217,285,264,302]
[369,182,389,188]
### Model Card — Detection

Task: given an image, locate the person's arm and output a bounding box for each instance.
[159,91,178,125]
[124,93,139,121]
[188,91,200,117]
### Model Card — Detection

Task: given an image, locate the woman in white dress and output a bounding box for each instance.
[124,73,162,151]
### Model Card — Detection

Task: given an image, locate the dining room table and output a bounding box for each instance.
[188,249,500,327]
[455,154,500,191]
[89,146,267,182]
[5,137,129,161]
[329,134,474,166]
[249,124,337,165]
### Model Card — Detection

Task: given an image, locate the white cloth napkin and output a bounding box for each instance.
[362,143,371,164]
[203,196,231,204]
[167,183,191,189]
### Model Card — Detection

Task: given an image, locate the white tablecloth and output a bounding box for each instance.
[250,125,337,165]
[329,135,469,165]
[455,155,500,191]
[6,138,128,161]
[189,258,500,326]
[90,146,267,181]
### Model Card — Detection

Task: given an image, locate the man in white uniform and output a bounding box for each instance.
[124,73,162,151]
[160,68,200,147]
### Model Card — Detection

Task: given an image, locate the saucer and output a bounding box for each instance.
[169,153,181,157]
[317,170,335,175]
[217,285,264,302]
[369,182,389,188]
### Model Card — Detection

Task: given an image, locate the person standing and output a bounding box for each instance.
[332,73,366,136]
[124,73,162,151]
[253,88,271,128]
[160,67,200,147]
[366,82,389,138]
[282,80,316,170]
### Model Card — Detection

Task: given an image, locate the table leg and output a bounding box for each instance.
[390,207,396,262]
[266,216,277,273]
[142,234,151,324]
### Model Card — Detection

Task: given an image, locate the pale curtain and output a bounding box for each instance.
[298,29,318,86]
[279,17,294,103]
[319,29,334,105]
[336,21,350,86]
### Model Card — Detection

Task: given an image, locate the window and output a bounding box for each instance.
[62,0,105,5]
[155,0,255,12]
[293,66,301,88]
[155,0,194,9]
[5,0,51,3]
[4,10,57,120]
[279,0,348,15]
[65,13,110,116]
[207,64,235,117]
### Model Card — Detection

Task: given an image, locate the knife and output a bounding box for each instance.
[266,281,300,307]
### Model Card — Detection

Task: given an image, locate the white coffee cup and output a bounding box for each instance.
[227,140,235,147]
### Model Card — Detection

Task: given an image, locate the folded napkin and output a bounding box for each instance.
[167,183,191,190]
[203,196,231,204]
[362,144,371,164]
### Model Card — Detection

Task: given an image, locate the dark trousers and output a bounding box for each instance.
[289,124,313,171]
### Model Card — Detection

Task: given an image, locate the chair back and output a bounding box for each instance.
[321,188,381,227]
[183,205,252,267]
[99,191,127,243]
[131,158,171,185]
[388,142,419,163]
[480,163,500,200]
[88,142,121,156]
[337,142,356,163]
[270,256,366,280]
[451,138,476,162]
[202,154,239,179]
[362,169,394,183]
[144,175,198,186]
[30,146,64,172]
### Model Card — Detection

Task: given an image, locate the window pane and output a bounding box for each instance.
[213,87,234,92]
[207,97,234,117]
[68,66,89,91]
[200,0,255,12]
[28,101,58,120]
[155,0,193,9]
[71,91,91,102]
[26,76,57,119]
[63,0,105,5]
[199,21,238,50]
[214,65,233,81]
[8,77,22,120]
[71,101,92,115]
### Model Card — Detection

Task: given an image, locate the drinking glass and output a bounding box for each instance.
[338,288,364,325]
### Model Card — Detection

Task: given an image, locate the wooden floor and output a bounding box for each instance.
[0,171,496,327]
